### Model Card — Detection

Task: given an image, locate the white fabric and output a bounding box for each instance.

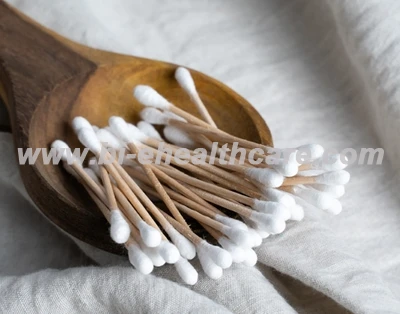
[1,0,400,312]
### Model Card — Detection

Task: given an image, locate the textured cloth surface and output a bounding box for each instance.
[1,0,400,313]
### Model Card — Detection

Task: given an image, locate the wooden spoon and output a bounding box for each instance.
[0,1,273,254]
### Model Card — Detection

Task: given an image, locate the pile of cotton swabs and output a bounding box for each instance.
[52,67,350,285]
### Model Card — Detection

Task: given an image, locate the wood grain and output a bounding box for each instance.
[0,1,273,254]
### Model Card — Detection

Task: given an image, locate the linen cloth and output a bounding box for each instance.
[1,0,400,313]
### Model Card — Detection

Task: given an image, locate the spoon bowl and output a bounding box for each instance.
[0,1,272,254]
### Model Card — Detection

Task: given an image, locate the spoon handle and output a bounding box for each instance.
[0,1,95,126]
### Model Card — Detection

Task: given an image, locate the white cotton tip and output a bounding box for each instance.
[261,188,296,207]
[51,140,73,162]
[109,210,131,244]
[137,221,162,248]
[198,240,232,269]
[125,124,149,143]
[71,116,93,134]
[250,212,286,234]
[197,250,223,280]
[288,204,305,221]
[134,85,171,110]
[271,161,299,177]
[96,128,124,150]
[92,125,99,132]
[220,226,253,248]
[307,154,348,172]
[157,240,180,264]
[218,237,246,263]
[214,215,248,231]
[175,67,197,94]
[77,128,102,154]
[137,121,163,141]
[245,168,284,188]
[325,199,343,215]
[84,168,101,185]
[315,170,350,185]
[252,200,291,221]
[242,249,258,267]
[127,242,154,275]
[163,126,196,148]
[140,108,169,125]
[290,186,336,210]
[310,184,345,198]
[166,227,196,260]
[247,228,263,247]
[174,257,198,285]
[140,244,165,267]
[323,154,348,171]
[297,144,325,161]
[256,229,270,239]
[108,116,132,144]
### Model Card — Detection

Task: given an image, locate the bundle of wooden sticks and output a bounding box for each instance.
[52,67,350,285]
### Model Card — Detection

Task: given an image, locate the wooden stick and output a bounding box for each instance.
[134,143,262,197]
[69,162,108,205]
[202,223,224,242]
[281,176,316,186]
[185,186,254,219]
[168,118,270,152]
[99,166,118,210]
[157,164,254,206]
[126,142,188,227]
[124,166,225,218]
[140,136,254,182]
[84,181,143,252]
[107,158,184,233]
[169,105,214,130]
[174,203,229,232]
[184,89,217,127]
[151,166,217,212]
[112,183,162,233]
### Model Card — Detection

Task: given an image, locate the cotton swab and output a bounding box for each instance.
[174,257,199,285]
[175,67,217,127]
[62,160,156,274]
[139,243,166,267]
[111,183,162,248]
[121,124,262,194]
[77,126,187,263]
[126,121,285,188]
[57,71,351,284]
[164,125,197,148]
[125,167,251,234]
[157,164,291,220]
[134,166,262,248]
[109,116,189,227]
[282,170,351,186]
[127,166,285,239]
[126,239,154,275]
[139,107,271,152]
[52,140,131,244]
[71,116,93,133]
[134,85,213,129]
[202,225,246,263]
[99,165,131,244]
[161,211,231,277]
[81,174,154,274]
[137,121,164,141]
